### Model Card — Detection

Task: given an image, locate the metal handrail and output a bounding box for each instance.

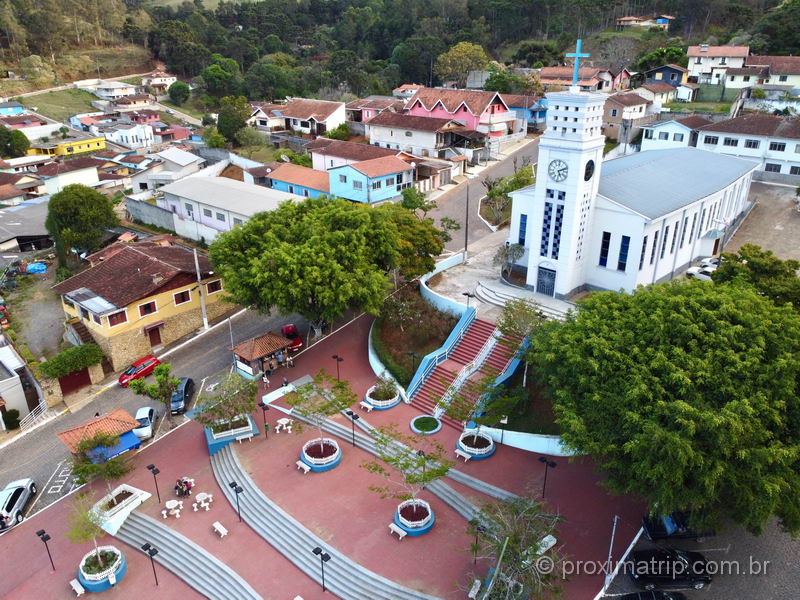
[19,401,49,430]
[434,330,498,417]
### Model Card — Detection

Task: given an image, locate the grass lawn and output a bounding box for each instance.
[161,98,206,119]
[119,76,142,86]
[604,140,620,155]
[479,197,511,228]
[665,101,732,114]
[23,89,98,122]
[246,145,276,163]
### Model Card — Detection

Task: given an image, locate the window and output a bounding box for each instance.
[288,185,294,194]
[174,290,191,305]
[610,109,618,117]
[330,160,334,167]
[405,131,412,137]
[745,139,760,149]
[108,311,127,327]
[670,73,677,81]
[203,208,212,217]
[655,73,663,80]
[185,202,193,214]
[139,301,157,317]
[92,313,101,325]
[743,76,750,82]
[795,144,800,153]
[765,163,781,172]
[518,214,527,246]
[729,76,735,82]
[216,212,225,221]
[704,136,719,145]
[720,57,727,65]
[639,236,648,270]
[695,57,701,64]
[689,213,697,242]
[791,166,800,175]
[339,174,347,183]
[371,181,382,190]
[385,177,394,186]
[233,218,243,225]
[617,235,630,271]
[353,180,363,190]
[723,137,738,147]
[779,75,788,82]
[598,231,611,267]
[769,142,786,152]
[644,129,654,139]
[679,216,689,248]
[396,173,403,183]
[698,209,707,238]
[206,280,222,294]
[673,133,684,142]
[670,221,679,253]
[660,226,669,258]
[551,205,564,259]
[303,189,309,197]
[658,132,669,140]
[540,202,553,257]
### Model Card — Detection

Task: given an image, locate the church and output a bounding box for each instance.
[507,43,758,299]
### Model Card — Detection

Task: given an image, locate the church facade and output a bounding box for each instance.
[508,87,758,298]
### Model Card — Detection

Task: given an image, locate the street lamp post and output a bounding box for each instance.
[141,543,159,586]
[344,410,360,447]
[192,248,209,330]
[499,416,508,446]
[312,547,332,592]
[406,351,419,376]
[417,449,427,488]
[36,530,55,571]
[331,354,343,380]
[538,456,557,499]
[146,464,161,503]
[257,401,270,438]
[462,291,476,308]
[229,481,243,522]
[464,181,470,263]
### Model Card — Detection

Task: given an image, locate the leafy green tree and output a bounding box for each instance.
[216,95,251,142]
[441,370,520,437]
[389,36,444,85]
[434,41,490,87]
[634,46,688,71]
[7,129,29,157]
[274,148,312,168]
[201,53,242,98]
[45,184,119,267]
[234,126,264,156]
[752,0,800,55]
[324,123,350,140]
[71,432,133,499]
[65,492,109,571]
[58,126,69,139]
[400,187,437,220]
[168,81,190,106]
[493,243,525,279]
[484,69,526,94]
[377,202,445,280]
[202,125,226,148]
[528,281,800,535]
[513,40,563,67]
[245,60,293,100]
[193,374,257,433]
[129,363,181,430]
[285,369,357,447]
[712,243,800,309]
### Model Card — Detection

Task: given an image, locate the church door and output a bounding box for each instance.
[536,267,556,297]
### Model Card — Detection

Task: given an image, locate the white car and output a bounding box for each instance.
[686,266,715,282]
[133,407,156,440]
[699,257,720,269]
[0,478,36,529]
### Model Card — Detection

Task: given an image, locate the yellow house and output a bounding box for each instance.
[28,133,106,157]
[52,238,230,370]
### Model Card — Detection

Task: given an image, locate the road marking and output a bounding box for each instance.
[47,463,75,495]
[198,376,208,398]
[27,459,64,515]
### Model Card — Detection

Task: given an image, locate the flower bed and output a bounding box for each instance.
[300,437,342,472]
[457,430,496,459]
[77,545,127,593]
[365,384,400,409]
[410,415,442,435]
[394,499,435,536]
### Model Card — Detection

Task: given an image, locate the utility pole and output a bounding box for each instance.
[193,248,209,330]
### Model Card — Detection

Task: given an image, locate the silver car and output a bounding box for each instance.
[133,406,156,440]
[0,478,36,529]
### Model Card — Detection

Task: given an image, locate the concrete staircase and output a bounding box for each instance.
[475,281,571,321]
[115,512,261,600]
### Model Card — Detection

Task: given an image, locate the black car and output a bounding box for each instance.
[628,547,712,591]
[619,592,688,600]
[642,512,714,542]
[170,377,195,414]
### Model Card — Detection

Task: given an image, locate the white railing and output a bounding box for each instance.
[301,438,341,466]
[19,402,50,431]
[434,330,498,417]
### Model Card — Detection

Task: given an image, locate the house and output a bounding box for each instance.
[726,55,800,90]
[249,102,286,130]
[125,110,161,125]
[508,86,757,298]
[686,45,749,84]
[676,82,699,102]
[501,94,548,130]
[27,132,106,156]
[36,157,100,195]
[0,184,26,205]
[539,67,604,92]
[155,176,302,242]
[78,79,139,101]
[634,82,677,108]
[695,113,800,180]
[0,197,52,252]
[99,123,155,150]
[271,98,346,136]
[152,122,191,145]
[0,344,40,428]
[0,114,47,129]
[367,111,487,159]
[266,163,330,198]
[141,71,178,94]
[616,14,675,30]
[56,409,140,458]
[328,156,414,204]
[52,239,230,369]
[602,94,653,142]
[643,64,688,88]
[345,97,399,123]
[306,138,400,171]
[130,147,205,191]
[114,94,152,109]
[604,67,632,91]
[0,155,54,174]
[393,84,424,100]
[0,171,44,195]
[640,115,713,151]
[117,154,154,171]
[0,101,25,116]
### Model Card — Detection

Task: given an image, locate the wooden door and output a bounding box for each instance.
[148,327,162,347]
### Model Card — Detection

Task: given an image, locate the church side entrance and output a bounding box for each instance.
[536,267,556,297]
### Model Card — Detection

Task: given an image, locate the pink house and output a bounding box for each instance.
[405,88,521,139]
[345,98,402,123]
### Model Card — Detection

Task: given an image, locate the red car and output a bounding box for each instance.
[281,324,303,352]
[118,355,161,387]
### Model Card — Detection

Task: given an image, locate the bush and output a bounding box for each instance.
[371,320,411,385]
[40,344,104,379]
[4,408,20,429]
[324,123,350,140]
[56,266,73,282]
[371,372,397,401]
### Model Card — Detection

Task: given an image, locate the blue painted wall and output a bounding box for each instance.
[645,65,684,88]
[329,164,413,204]
[270,178,327,199]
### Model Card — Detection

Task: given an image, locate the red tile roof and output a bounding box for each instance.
[232,332,291,361]
[394,84,424,92]
[540,66,602,82]
[267,163,330,192]
[665,63,688,72]
[606,93,651,107]
[406,88,508,116]
[687,45,749,57]
[57,408,138,454]
[745,55,800,75]
[675,115,713,129]
[273,98,343,121]
[346,156,413,178]
[0,115,46,127]
[696,113,800,140]
[0,172,37,185]
[37,157,100,177]
[345,98,398,111]
[115,94,151,104]
[305,139,399,161]
[0,184,24,201]
[368,111,454,132]
[500,94,541,108]
[640,82,676,94]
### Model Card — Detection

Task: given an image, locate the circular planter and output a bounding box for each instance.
[410,415,442,435]
[299,437,342,472]
[457,430,496,460]
[365,385,401,410]
[77,545,127,592]
[393,499,435,536]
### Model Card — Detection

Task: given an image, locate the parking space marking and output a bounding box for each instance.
[28,459,65,515]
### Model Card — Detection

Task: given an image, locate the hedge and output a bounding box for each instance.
[370,319,411,386]
[40,344,105,379]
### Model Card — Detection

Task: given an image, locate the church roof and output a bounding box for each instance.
[598,148,757,220]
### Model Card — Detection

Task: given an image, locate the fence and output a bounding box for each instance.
[124,198,176,231]
[694,84,739,103]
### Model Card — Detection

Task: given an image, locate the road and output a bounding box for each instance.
[153,102,202,126]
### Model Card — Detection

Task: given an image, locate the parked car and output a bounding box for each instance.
[0,478,36,529]
[170,377,195,414]
[699,257,720,268]
[119,355,161,387]
[281,324,303,352]
[619,592,688,600]
[642,512,714,542]
[133,406,156,440]
[628,547,712,591]
[686,266,715,282]
[165,108,175,114]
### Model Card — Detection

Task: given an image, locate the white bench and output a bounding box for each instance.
[69,579,85,596]
[455,448,472,462]
[467,578,481,599]
[296,460,311,474]
[359,400,374,412]
[388,522,407,540]
[212,521,228,538]
[236,432,254,443]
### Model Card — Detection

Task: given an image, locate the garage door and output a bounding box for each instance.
[58,368,92,396]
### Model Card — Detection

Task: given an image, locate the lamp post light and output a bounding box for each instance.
[463,174,477,263]
[146,464,161,503]
[312,546,332,592]
[257,400,270,438]
[406,351,419,375]
[141,543,159,586]
[229,481,244,522]
[417,449,427,488]
[344,410,360,447]
[538,456,557,499]
[499,416,508,446]
[36,529,55,571]
[462,291,476,308]
[331,355,344,380]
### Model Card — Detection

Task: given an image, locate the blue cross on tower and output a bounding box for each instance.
[566,39,590,87]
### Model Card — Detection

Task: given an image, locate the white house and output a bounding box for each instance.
[508,85,757,298]
[306,138,402,171]
[686,45,749,84]
[725,55,800,91]
[634,82,677,109]
[131,147,205,192]
[0,344,34,429]
[77,79,139,101]
[141,71,177,94]
[695,113,800,180]
[98,123,154,150]
[272,98,345,136]
[36,157,100,195]
[248,102,285,130]
[640,115,712,151]
[368,112,461,157]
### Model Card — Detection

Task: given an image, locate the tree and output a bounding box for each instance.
[71,432,133,500]
[285,369,356,450]
[528,281,800,535]
[193,374,257,433]
[58,125,69,139]
[8,129,29,157]
[129,363,181,431]
[484,69,527,94]
[201,53,243,98]
[168,81,190,106]
[434,42,489,87]
[378,202,446,280]
[752,0,800,55]
[712,243,800,309]
[66,492,109,571]
[324,123,350,140]
[634,46,688,71]
[513,40,563,67]
[481,165,534,226]
[234,126,264,156]
[45,184,119,267]
[493,243,525,279]
[216,95,251,142]
[442,370,520,437]
[400,187,437,220]
[274,148,312,167]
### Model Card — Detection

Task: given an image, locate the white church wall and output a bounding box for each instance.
[640,122,692,151]
[583,201,642,293]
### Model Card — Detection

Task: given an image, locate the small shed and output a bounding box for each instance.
[57,408,140,463]
[232,332,291,379]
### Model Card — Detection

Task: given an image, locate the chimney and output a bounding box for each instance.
[700,44,709,52]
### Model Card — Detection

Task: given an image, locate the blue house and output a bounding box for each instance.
[0,101,25,116]
[643,64,688,88]
[500,94,548,131]
[266,163,330,198]
[329,156,415,204]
